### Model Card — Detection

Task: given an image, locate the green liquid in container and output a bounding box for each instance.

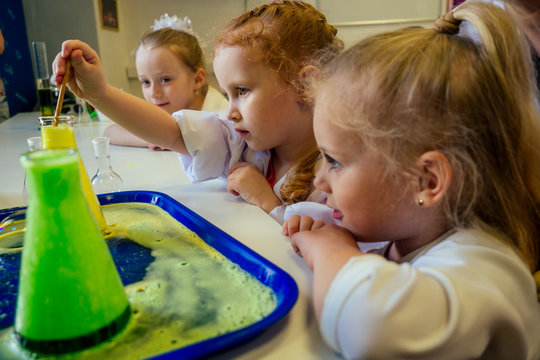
[14,149,130,355]
[37,88,53,116]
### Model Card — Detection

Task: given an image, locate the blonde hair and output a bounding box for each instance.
[138,27,208,94]
[215,0,342,204]
[316,2,540,271]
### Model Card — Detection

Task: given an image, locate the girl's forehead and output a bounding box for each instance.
[214,45,262,63]
[137,44,169,56]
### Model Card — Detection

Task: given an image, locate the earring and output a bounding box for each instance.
[417,199,424,206]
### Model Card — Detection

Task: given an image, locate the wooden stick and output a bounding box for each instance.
[53,59,71,127]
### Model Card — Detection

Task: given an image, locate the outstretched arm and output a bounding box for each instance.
[103,124,152,148]
[53,40,188,154]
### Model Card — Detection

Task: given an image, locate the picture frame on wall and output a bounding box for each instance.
[449,0,465,11]
[99,0,119,31]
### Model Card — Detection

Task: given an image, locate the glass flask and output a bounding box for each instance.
[91,137,123,193]
[14,149,130,355]
[39,115,107,232]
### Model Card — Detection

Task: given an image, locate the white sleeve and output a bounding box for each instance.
[269,187,336,225]
[173,109,268,182]
[320,257,452,359]
[319,234,540,360]
[269,201,338,225]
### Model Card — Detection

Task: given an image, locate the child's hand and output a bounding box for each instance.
[227,162,281,213]
[285,219,367,321]
[284,216,361,270]
[282,215,325,237]
[52,40,107,103]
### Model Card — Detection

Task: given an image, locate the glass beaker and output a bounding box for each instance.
[39,115,107,231]
[15,148,130,355]
[32,42,54,116]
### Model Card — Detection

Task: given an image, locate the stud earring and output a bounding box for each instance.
[417,199,424,206]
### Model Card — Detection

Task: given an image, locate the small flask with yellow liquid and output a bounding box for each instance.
[39,115,107,232]
[15,148,130,355]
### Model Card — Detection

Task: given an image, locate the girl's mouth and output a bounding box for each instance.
[155,103,169,108]
[235,129,249,138]
[332,209,343,220]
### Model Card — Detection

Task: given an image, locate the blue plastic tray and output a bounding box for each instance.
[0,191,298,359]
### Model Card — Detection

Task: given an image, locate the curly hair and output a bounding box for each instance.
[215,1,343,204]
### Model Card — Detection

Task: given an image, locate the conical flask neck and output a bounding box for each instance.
[23,151,82,205]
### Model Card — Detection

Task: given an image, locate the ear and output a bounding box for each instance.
[297,65,318,102]
[415,151,452,207]
[193,68,206,90]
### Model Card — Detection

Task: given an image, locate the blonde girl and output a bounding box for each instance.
[53,1,342,222]
[104,15,228,150]
[283,2,540,358]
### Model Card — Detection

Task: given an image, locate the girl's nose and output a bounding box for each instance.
[151,84,162,98]
[226,103,241,122]
[313,171,330,193]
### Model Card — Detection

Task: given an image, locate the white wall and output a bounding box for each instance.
[24,0,446,98]
[112,0,248,97]
[22,0,99,81]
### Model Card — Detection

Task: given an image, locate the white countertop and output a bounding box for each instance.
[0,112,340,360]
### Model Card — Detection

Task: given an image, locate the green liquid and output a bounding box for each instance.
[37,88,53,116]
[0,202,277,359]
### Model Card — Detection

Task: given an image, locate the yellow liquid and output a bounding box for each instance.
[40,124,107,232]
[0,203,277,359]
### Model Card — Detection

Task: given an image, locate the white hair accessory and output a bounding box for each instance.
[151,13,193,33]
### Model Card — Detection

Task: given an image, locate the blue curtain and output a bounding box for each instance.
[0,0,37,117]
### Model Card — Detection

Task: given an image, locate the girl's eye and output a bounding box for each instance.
[237,87,249,96]
[323,153,341,169]
[161,78,171,84]
[140,80,150,86]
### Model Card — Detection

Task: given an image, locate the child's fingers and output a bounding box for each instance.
[298,216,316,231]
[227,161,252,176]
[282,215,301,236]
[52,51,69,85]
[290,240,302,257]
[225,181,240,196]
[312,219,326,230]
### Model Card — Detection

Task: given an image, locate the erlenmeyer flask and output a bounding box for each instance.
[14,149,130,355]
[39,115,107,232]
[91,137,123,193]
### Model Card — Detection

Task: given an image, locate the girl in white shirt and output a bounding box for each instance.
[103,14,228,150]
[283,2,540,359]
[53,1,343,223]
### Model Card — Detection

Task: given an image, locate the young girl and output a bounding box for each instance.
[104,14,228,150]
[53,1,342,223]
[283,2,540,359]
